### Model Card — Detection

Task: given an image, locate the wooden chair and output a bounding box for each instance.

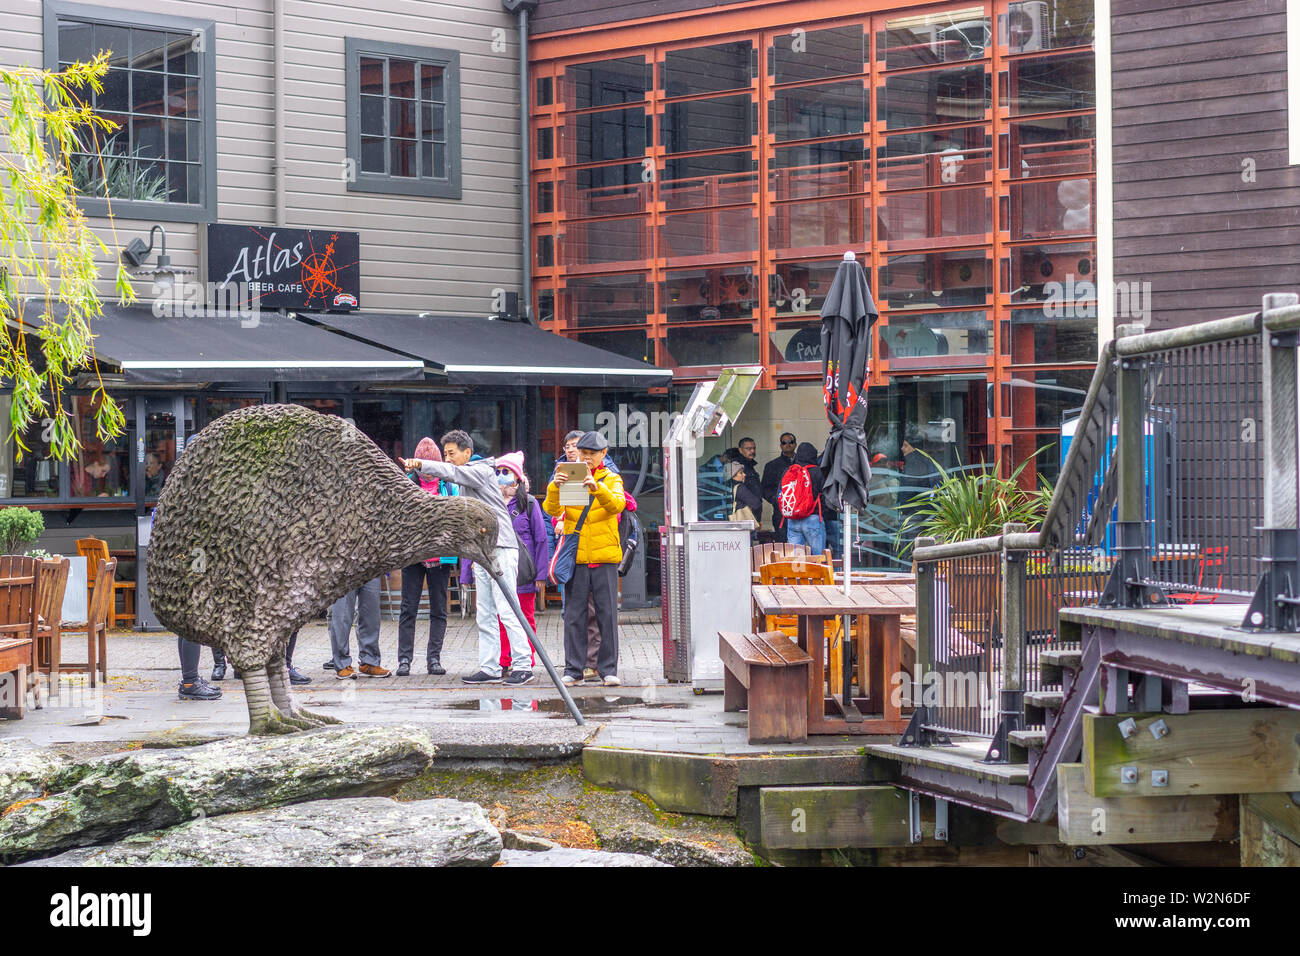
[77,537,135,628]
[59,558,115,687]
[33,557,70,693]
[757,559,851,692]
[0,556,42,719]
[751,541,810,572]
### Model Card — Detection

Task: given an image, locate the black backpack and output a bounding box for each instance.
[513,494,538,588]
[617,510,640,577]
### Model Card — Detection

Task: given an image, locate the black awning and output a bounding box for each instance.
[29,303,426,383]
[305,313,672,388]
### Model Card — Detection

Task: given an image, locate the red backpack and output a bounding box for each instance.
[777,463,819,520]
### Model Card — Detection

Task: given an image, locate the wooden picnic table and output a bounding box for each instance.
[751,582,916,736]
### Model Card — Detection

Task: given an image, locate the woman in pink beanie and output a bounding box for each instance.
[493,451,549,670]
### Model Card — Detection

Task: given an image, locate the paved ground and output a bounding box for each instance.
[3,605,880,756]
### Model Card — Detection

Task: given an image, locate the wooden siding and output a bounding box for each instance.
[532,0,739,35]
[1111,0,1300,330]
[1,0,522,316]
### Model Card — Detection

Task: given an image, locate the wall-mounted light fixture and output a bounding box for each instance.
[121,225,194,291]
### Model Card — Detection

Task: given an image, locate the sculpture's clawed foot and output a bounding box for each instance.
[247,710,301,736]
[295,707,343,726]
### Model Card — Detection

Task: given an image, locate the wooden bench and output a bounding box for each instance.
[719,630,812,744]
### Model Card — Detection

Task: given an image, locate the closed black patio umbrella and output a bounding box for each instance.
[819,250,879,523]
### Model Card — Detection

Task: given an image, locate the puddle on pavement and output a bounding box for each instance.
[436,694,684,717]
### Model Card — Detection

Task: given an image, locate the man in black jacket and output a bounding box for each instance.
[761,432,798,540]
[727,438,763,525]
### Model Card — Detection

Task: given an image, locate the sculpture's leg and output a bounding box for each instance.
[265,657,317,730]
[242,665,297,736]
[267,653,341,727]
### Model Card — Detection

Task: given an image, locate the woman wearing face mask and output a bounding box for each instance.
[396,437,459,676]
[494,451,549,672]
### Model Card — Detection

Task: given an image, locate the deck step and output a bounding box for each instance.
[1008,729,1047,750]
[1039,647,1083,684]
[1025,690,1064,712]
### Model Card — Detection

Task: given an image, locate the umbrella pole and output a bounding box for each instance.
[842,505,852,712]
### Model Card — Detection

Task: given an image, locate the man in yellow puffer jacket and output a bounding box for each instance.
[544,430,626,686]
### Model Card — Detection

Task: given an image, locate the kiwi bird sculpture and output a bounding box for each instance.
[147,404,581,734]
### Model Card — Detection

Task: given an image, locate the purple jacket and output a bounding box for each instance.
[461,491,550,594]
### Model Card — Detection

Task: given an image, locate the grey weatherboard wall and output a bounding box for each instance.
[1111,0,1300,331]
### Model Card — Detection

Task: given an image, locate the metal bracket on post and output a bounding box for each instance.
[934,798,950,842]
[1243,294,1300,632]
[908,791,923,844]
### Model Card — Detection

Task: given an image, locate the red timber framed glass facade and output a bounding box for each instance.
[530,0,1096,498]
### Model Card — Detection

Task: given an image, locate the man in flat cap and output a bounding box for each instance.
[544,430,627,686]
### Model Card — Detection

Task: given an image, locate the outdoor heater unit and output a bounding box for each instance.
[661,367,762,690]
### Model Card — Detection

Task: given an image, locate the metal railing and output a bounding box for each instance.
[905,293,1300,752]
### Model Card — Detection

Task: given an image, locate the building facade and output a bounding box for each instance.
[528,0,1099,564]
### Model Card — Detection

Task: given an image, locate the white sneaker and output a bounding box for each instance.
[561,674,579,686]
[602,675,622,687]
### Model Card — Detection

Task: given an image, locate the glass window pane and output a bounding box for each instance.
[563,216,648,266]
[664,266,757,323]
[567,107,647,164]
[879,251,991,309]
[166,160,192,203]
[878,8,990,70]
[576,329,651,363]
[143,402,175,498]
[536,233,554,268]
[1011,114,1095,177]
[71,394,132,498]
[360,136,385,173]
[662,94,753,153]
[661,207,758,259]
[361,94,384,136]
[664,324,758,366]
[1011,370,1092,428]
[432,142,446,178]
[1010,307,1097,363]
[1007,52,1095,115]
[0,399,59,499]
[769,197,867,257]
[135,156,167,201]
[878,126,991,188]
[769,259,845,319]
[421,141,447,178]
[390,98,415,138]
[166,33,198,75]
[131,28,168,71]
[662,152,755,209]
[536,180,554,214]
[389,58,416,99]
[772,24,864,84]
[1009,241,1095,303]
[420,103,445,140]
[390,138,416,177]
[880,187,991,245]
[536,75,553,106]
[166,73,198,118]
[133,114,164,159]
[536,288,555,324]
[880,64,989,129]
[1010,178,1093,239]
[567,162,648,218]
[883,311,990,366]
[771,321,824,365]
[131,69,164,113]
[564,56,649,109]
[58,21,95,64]
[97,65,129,113]
[352,399,405,462]
[770,138,867,200]
[770,80,864,142]
[536,127,553,161]
[1004,0,1095,54]
[421,64,444,102]
[96,25,130,68]
[563,274,651,327]
[662,41,751,97]
[359,57,384,97]
[167,118,200,162]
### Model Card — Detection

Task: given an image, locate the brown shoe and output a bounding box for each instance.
[359,663,391,679]
[335,666,357,680]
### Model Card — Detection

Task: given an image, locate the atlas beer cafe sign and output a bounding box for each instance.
[207,224,361,311]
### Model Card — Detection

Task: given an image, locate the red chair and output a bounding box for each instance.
[1166,546,1227,604]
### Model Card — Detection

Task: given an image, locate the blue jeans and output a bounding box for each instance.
[786,515,826,555]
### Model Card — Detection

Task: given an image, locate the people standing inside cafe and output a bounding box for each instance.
[493,451,549,673]
[396,437,457,677]
[761,432,798,540]
[544,431,626,687]
[781,441,827,555]
[729,438,763,527]
[404,430,533,686]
